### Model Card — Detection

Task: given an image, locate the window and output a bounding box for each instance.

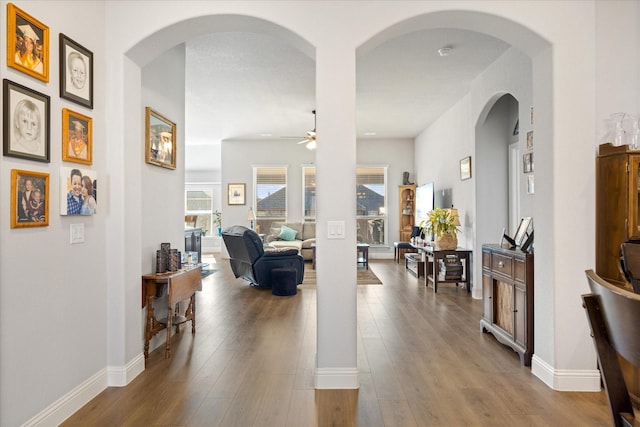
[185,184,214,235]
[303,166,316,221]
[356,166,387,246]
[254,166,287,233]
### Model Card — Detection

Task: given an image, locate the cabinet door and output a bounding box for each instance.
[629,156,640,239]
[482,272,492,323]
[513,283,526,347]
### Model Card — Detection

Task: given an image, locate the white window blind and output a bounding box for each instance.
[255,166,287,231]
[303,166,316,220]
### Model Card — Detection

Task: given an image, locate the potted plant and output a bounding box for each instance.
[419,207,460,250]
[213,210,222,236]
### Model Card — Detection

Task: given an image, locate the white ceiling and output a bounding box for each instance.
[184,28,510,170]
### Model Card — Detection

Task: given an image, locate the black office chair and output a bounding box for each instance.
[583,270,640,427]
[619,242,640,293]
[222,225,304,288]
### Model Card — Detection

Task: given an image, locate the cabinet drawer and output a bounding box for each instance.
[491,253,513,278]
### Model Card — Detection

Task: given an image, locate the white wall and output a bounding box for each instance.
[2,1,640,425]
[0,2,107,426]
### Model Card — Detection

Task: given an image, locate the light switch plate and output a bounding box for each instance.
[327,220,345,239]
[70,223,84,244]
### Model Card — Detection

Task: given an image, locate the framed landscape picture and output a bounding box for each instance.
[11,168,49,228]
[62,108,92,165]
[3,79,50,162]
[460,156,471,180]
[59,33,93,109]
[145,107,176,169]
[228,183,246,205]
[7,3,49,82]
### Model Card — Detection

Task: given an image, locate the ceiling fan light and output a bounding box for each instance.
[306,140,316,150]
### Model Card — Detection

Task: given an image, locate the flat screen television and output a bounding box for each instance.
[415,182,434,225]
[435,188,452,209]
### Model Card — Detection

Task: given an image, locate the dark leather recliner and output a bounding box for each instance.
[222,225,304,288]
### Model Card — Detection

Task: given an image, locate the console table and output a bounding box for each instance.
[411,244,472,293]
[142,266,202,361]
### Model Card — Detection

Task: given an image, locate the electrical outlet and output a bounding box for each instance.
[70,223,84,244]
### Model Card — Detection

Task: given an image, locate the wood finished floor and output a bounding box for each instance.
[62,256,610,426]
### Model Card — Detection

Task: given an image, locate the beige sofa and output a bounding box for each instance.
[265,222,316,261]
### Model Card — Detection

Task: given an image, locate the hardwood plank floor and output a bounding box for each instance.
[62,256,611,426]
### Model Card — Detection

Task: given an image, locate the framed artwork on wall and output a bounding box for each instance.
[6,3,49,82]
[11,168,49,228]
[526,130,534,150]
[60,167,98,216]
[145,107,176,170]
[59,34,93,109]
[3,79,50,162]
[228,183,246,205]
[523,152,534,173]
[62,108,92,165]
[460,156,472,180]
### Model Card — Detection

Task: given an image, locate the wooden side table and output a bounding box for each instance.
[412,245,472,293]
[142,266,202,360]
[357,243,370,269]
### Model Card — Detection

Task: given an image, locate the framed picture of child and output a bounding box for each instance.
[60,167,98,216]
[62,108,92,165]
[59,34,93,109]
[11,169,49,228]
[6,3,50,83]
[145,107,176,170]
[2,79,50,162]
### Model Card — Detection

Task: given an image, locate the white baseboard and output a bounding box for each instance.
[22,368,108,427]
[531,355,601,391]
[315,367,359,389]
[107,353,145,386]
[23,354,146,426]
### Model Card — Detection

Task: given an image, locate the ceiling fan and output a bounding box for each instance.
[286,110,316,150]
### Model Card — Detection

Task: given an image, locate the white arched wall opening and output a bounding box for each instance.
[105,2,598,392]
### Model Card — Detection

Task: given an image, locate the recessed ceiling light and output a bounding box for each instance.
[260,133,272,137]
[364,132,376,136]
[438,46,452,57]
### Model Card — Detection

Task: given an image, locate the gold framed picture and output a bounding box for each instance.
[228,183,246,205]
[11,168,49,228]
[460,156,472,181]
[62,108,92,165]
[145,107,176,169]
[7,3,49,82]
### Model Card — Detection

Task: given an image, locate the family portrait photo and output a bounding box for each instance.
[3,79,50,162]
[59,167,97,216]
[11,169,49,228]
[59,34,93,108]
[7,3,49,82]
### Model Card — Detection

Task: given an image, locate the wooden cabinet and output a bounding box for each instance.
[399,185,416,242]
[596,143,640,283]
[480,244,534,365]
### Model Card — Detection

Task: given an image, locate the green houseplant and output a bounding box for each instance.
[213,210,222,236]
[419,207,460,250]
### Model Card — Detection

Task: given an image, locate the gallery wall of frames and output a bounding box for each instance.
[3,2,176,230]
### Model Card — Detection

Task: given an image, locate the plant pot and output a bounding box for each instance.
[435,233,457,250]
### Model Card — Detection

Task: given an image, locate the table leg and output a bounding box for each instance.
[165,302,172,358]
[144,292,155,360]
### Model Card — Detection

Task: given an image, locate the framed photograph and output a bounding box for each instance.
[527,174,535,194]
[228,183,246,205]
[7,3,49,82]
[3,79,50,162]
[526,130,533,150]
[145,107,176,169]
[60,167,98,216]
[514,217,532,247]
[62,108,92,165]
[11,169,49,228]
[59,34,93,109]
[460,156,472,180]
[523,152,534,173]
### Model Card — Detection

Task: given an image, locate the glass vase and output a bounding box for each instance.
[611,112,626,146]
[628,114,640,150]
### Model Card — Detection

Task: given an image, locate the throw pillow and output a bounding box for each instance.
[279,225,298,241]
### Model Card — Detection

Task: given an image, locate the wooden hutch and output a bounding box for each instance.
[399,184,416,241]
[596,143,640,283]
